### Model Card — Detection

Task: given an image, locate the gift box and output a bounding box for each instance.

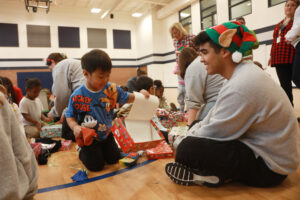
[159,114,177,129]
[59,140,72,151]
[30,143,42,158]
[171,111,186,122]
[40,124,62,138]
[112,92,164,153]
[146,141,173,160]
[156,108,170,117]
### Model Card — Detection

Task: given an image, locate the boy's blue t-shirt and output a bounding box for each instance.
[65,82,129,140]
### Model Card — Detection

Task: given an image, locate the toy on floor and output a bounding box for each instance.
[71,169,88,182]
[119,151,142,167]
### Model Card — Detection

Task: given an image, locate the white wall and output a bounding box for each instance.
[0,1,138,61]
[0,0,290,87]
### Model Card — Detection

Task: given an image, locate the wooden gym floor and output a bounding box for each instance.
[35,89,300,200]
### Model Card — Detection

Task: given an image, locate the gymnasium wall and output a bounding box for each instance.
[0,0,291,105]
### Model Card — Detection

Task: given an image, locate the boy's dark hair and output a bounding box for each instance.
[135,76,153,92]
[46,53,67,66]
[25,78,42,89]
[81,49,112,73]
[194,31,222,53]
[154,80,164,89]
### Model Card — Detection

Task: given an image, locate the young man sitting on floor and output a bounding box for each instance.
[165,21,300,187]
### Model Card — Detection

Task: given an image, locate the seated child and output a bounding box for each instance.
[65,49,149,172]
[154,80,170,111]
[19,78,52,138]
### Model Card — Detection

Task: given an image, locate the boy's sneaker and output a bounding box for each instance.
[165,162,222,187]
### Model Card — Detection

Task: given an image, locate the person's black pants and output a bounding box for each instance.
[275,64,293,106]
[79,133,121,171]
[176,137,287,187]
[292,42,300,89]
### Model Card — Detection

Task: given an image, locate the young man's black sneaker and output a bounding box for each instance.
[165,162,222,187]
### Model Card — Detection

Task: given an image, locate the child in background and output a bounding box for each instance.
[20,78,52,138]
[154,80,170,111]
[0,76,23,105]
[65,49,149,172]
[118,76,170,143]
[0,81,24,133]
[118,76,155,117]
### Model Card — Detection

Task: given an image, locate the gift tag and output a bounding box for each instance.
[277,37,280,43]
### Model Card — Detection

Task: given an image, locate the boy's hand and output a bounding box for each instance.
[73,125,83,139]
[139,89,150,99]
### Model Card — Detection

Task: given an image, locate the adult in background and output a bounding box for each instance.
[179,47,225,126]
[126,67,147,93]
[165,22,300,188]
[286,1,300,121]
[268,0,298,105]
[46,53,85,140]
[169,22,196,112]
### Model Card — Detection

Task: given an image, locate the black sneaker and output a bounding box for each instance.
[165,162,221,187]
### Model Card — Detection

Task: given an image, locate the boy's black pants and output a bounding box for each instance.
[79,133,121,171]
[176,136,287,187]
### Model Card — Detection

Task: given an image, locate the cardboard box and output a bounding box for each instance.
[146,141,173,160]
[40,124,62,138]
[112,92,164,153]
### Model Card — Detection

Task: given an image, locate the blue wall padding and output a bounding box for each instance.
[17,71,53,95]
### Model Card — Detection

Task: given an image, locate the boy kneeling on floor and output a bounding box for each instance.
[165,21,300,187]
[66,49,149,171]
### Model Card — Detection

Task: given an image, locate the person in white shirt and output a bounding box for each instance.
[165,21,300,188]
[20,78,51,138]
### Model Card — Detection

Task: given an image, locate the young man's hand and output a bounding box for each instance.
[139,89,150,99]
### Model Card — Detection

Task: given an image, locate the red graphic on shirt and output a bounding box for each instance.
[72,95,92,112]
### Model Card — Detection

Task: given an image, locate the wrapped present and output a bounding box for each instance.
[159,114,177,129]
[59,140,72,151]
[156,108,170,117]
[40,124,62,138]
[30,143,42,158]
[112,92,164,153]
[170,111,186,122]
[146,141,173,160]
[168,126,188,145]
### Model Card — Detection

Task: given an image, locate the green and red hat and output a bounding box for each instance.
[206,21,257,63]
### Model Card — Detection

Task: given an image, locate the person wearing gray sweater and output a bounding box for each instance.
[48,58,85,119]
[0,92,38,200]
[179,47,225,126]
[165,22,300,188]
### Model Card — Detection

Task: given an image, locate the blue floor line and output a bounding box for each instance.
[37,159,156,194]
